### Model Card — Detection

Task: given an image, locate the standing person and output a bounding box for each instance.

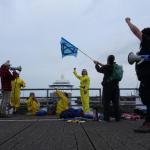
[0,60,14,117]
[94,55,122,122]
[73,68,90,113]
[11,71,25,113]
[26,92,40,115]
[125,17,150,132]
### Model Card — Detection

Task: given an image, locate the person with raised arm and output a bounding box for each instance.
[125,17,150,133]
[73,68,90,114]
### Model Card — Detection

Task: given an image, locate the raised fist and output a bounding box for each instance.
[125,17,131,23]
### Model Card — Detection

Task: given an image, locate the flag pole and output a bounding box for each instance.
[78,49,94,61]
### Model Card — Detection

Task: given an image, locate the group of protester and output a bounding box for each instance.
[0,17,150,133]
[0,60,41,116]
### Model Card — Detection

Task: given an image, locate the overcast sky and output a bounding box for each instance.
[0,0,149,89]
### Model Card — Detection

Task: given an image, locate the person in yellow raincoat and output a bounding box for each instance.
[11,71,25,113]
[26,92,40,115]
[73,68,90,113]
[55,89,69,117]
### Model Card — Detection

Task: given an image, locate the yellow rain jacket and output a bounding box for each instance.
[73,70,90,112]
[26,97,40,114]
[11,77,25,109]
[55,90,69,117]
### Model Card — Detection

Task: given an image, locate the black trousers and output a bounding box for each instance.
[139,82,150,122]
[102,84,120,121]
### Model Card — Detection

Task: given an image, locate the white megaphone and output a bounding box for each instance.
[10,66,22,72]
[128,52,143,65]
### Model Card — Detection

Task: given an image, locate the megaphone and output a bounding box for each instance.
[10,66,22,72]
[128,52,142,65]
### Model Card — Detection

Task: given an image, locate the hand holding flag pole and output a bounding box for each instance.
[60,37,94,61]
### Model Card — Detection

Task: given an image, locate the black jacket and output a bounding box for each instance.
[95,64,118,86]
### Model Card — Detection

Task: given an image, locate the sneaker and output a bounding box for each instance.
[134,122,150,133]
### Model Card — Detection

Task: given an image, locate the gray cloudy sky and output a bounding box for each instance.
[0,0,149,89]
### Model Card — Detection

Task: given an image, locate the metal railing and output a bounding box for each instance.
[0,88,142,108]
[19,88,102,107]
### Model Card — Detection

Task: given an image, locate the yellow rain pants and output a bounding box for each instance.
[55,90,69,117]
[73,70,90,113]
[11,77,25,109]
[26,97,40,114]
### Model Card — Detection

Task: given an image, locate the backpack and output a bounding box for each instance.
[108,64,123,82]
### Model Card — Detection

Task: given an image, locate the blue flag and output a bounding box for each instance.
[60,37,78,58]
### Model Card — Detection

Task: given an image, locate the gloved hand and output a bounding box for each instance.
[93,60,99,64]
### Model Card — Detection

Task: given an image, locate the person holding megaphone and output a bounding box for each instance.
[125,17,150,133]
[0,60,14,117]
